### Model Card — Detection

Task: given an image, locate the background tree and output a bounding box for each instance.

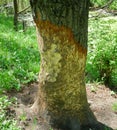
[30,0,109,130]
[13,0,18,31]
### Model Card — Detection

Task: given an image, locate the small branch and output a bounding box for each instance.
[18,5,30,14]
[90,0,115,10]
[13,0,18,31]
[101,0,114,9]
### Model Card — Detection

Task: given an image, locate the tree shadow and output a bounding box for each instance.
[81,121,114,130]
[39,121,115,130]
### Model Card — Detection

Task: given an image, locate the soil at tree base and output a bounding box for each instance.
[7,82,117,130]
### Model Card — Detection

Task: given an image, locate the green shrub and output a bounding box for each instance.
[87,17,117,88]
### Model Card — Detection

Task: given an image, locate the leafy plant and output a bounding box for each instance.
[19,113,27,121]
[0,96,21,130]
[49,128,53,130]
[91,85,97,93]
[112,102,117,113]
[110,91,116,96]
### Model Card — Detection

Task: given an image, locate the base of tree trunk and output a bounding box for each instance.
[31,97,98,130]
[33,121,113,130]
[31,96,113,130]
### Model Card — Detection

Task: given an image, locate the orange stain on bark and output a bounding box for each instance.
[34,14,87,57]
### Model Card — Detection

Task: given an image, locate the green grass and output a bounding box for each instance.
[0,14,40,91]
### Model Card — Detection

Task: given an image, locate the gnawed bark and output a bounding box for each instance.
[31,22,97,129]
[30,0,98,129]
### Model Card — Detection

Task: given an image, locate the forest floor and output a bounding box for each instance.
[6,82,117,130]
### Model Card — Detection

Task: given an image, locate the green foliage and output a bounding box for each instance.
[91,0,117,10]
[0,96,21,130]
[112,102,117,112]
[0,15,40,91]
[49,128,53,130]
[86,16,117,88]
[19,113,27,121]
[91,85,97,93]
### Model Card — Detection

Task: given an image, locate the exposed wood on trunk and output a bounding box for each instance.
[30,0,99,129]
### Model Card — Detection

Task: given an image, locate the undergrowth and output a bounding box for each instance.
[0,14,39,129]
[87,14,117,88]
[0,95,21,130]
[0,14,40,91]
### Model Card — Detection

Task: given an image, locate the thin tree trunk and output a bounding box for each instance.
[13,0,18,31]
[30,0,98,130]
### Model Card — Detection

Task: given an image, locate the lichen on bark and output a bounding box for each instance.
[39,43,62,83]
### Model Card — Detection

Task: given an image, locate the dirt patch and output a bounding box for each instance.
[87,84,117,129]
[7,82,40,130]
[7,82,117,130]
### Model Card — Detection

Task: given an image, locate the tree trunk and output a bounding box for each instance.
[30,0,98,130]
[13,0,18,31]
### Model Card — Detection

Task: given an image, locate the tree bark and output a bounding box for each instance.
[30,0,98,130]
